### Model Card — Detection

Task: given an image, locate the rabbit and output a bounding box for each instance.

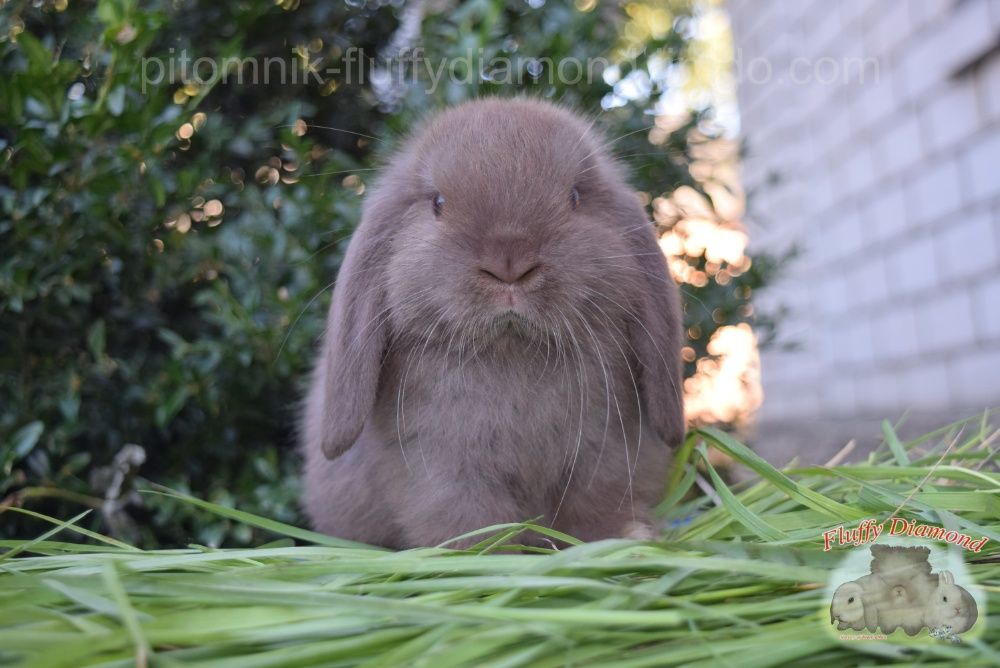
[830,581,867,631]
[854,572,895,632]
[877,583,926,636]
[923,570,978,634]
[300,98,685,548]
[866,544,938,635]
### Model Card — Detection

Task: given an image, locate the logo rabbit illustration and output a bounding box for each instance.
[829,545,979,640]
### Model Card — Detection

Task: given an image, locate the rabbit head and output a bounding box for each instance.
[311,98,684,459]
[924,571,978,634]
[830,581,866,629]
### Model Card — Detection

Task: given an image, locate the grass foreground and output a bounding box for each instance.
[1,420,998,667]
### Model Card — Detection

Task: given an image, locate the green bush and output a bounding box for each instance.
[1,0,780,547]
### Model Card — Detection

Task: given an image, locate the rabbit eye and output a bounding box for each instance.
[569,187,580,210]
[432,193,445,217]
[847,597,854,604]
[942,596,948,602]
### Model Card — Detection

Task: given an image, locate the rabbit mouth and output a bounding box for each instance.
[488,310,541,337]
[496,308,530,322]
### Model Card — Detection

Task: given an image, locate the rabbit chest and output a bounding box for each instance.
[368,330,652,493]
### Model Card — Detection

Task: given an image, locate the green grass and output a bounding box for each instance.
[1,417,998,667]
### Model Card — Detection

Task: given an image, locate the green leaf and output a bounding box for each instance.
[87,319,106,360]
[0,510,90,562]
[102,562,153,664]
[7,421,44,463]
[694,427,868,521]
[15,32,52,71]
[142,488,383,549]
[882,420,910,466]
[697,445,788,542]
[155,385,191,427]
[96,0,126,27]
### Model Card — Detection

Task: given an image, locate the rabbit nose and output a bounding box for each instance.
[479,256,539,285]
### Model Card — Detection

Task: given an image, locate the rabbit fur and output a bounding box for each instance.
[300,98,685,548]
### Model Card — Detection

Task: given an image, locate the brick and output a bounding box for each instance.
[863,0,912,57]
[873,112,923,177]
[897,0,995,103]
[857,371,901,412]
[886,235,940,296]
[824,209,865,261]
[815,106,854,162]
[844,319,876,365]
[761,28,793,69]
[905,157,964,225]
[850,72,896,132]
[804,2,844,60]
[896,361,952,411]
[798,78,831,127]
[871,306,920,362]
[790,389,822,417]
[839,146,878,197]
[745,0,785,46]
[919,78,981,155]
[839,0,871,29]
[781,282,814,317]
[847,258,889,308]
[895,38,950,103]
[805,166,837,215]
[764,381,822,419]
[815,274,851,317]
[973,273,1000,340]
[862,184,909,244]
[826,25,869,93]
[826,376,858,415]
[790,0,818,26]
[823,323,851,367]
[932,0,996,71]
[725,0,752,30]
[976,51,1000,122]
[915,290,977,353]
[908,0,957,29]
[949,347,1000,406]
[767,348,821,384]
[960,128,1000,204]
[937,209,999,281]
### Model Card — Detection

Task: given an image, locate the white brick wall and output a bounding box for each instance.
[729,0,1000,458]
[937,209,998,281]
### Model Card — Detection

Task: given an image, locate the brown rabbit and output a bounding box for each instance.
[301,98,684,548]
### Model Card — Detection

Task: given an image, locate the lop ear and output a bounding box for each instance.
[622,208,685,447]
[312,194,399,460]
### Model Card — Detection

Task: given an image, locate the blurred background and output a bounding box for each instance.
[0,0,995,547]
